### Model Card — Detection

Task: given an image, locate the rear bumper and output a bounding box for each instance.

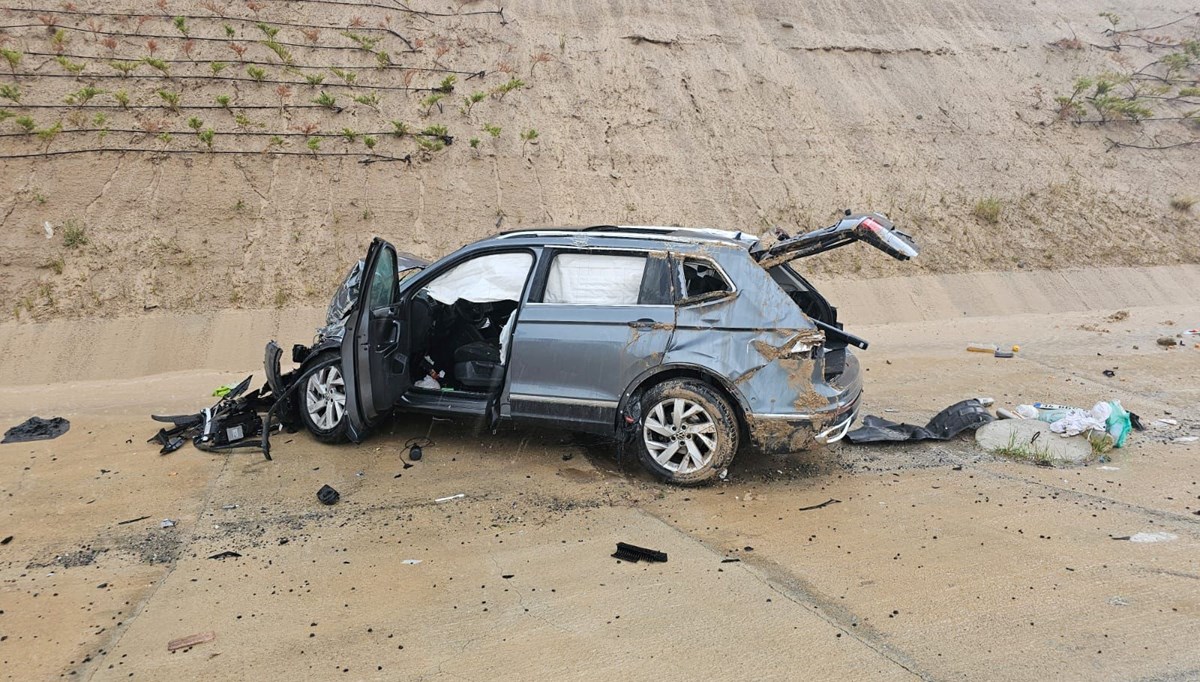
[745,389,861,453]
[743,348,863,454]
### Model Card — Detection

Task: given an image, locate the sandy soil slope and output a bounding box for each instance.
[1,0,1198,320]
[0,269,1197,680]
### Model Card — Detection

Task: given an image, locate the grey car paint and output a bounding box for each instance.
[505,250,675,430]
[277,217,916,456]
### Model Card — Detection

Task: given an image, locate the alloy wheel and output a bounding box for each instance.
[306,365,347,431]
[643,397,718,474]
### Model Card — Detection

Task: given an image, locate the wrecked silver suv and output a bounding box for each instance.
[265,215,918,485]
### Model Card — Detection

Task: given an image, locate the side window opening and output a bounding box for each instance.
[409,251,534,393]
[678,258,731,301]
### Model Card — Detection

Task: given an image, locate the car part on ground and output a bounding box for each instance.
[146,374,280,458]
[2,416,70,444]
[612,542,668,563]
[845,399,994,444]
[316,484,340,505]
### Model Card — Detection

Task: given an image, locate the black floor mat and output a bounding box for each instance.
[2,416,70,444]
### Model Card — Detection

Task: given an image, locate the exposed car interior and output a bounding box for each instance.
[767,263,838,325]
[767,263,862,381]
[678,258,731,300]
[407,252,532,394]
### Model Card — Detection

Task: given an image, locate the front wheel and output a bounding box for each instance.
[300,356,349,443]
[635,379,739,486]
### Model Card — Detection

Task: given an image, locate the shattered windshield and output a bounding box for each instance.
[324,258,427,329]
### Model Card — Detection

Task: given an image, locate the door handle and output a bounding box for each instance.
[376,320,402,354]
[628,318,656,330]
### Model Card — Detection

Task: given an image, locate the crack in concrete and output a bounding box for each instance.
[78,454,233,681]
[635,507,932,681]
[84,152,124,221]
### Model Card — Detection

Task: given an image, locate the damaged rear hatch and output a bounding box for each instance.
[754,212,919,382]
[753,212,919,269]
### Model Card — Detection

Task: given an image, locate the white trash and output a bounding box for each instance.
[1127,532,1177,543]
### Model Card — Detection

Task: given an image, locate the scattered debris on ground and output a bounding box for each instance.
[847,399,993,443]
[1113,532,1178,543]
[797,498,841,511]
[1013,400,1132,446]
[147,375,281,459]
[612,542,669,563]
[117,516,151,526]
[966,343,1019,356]
[2,416,70,444]
[317,485,340,506]
[167,631,216,652]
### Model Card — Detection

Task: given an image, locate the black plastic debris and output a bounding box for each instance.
[117,515,151,526]
[208,551,242,560]
[147,375,280,459]
[846,399,994,444]
[1129,411,1145,431]
[612,542,668,563]
[158,434,185,455]
[1,536,12,545]
[317,484,340,506]
[797,498,841,512]
[2,416,70,444]
[405,437,431,462]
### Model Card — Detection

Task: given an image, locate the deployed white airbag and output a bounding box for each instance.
[544,254,645,305]
[424,252,533,305]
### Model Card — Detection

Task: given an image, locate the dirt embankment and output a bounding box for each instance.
[1,0,1197,321]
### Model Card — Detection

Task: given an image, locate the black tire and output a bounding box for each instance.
[635,379,740,486]
[299,354,350,444]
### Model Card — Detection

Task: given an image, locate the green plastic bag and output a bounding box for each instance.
[1105,400,1131,448]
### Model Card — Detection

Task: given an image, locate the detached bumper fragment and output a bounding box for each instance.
[147,374,279,458]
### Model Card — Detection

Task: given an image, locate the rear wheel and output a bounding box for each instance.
[635,379,739,486]
[301,356,349,443]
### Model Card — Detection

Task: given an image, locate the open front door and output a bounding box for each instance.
[342,238,410,441]
[755,212,919,268]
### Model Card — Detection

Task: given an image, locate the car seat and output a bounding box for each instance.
[453,341,503,389]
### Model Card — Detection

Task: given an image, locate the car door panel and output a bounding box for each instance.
[342,238,409,440]
[506,304,674,431]
[504,250,675,433]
